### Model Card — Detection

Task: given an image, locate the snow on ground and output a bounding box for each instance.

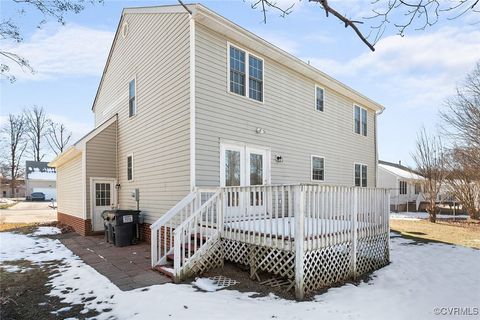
[32,226,62,236]
[390,211,469,220]
[0,198,16,204]
[193,278,227,292]
[0,231,479,320]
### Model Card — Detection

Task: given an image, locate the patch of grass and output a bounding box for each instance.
[0,259,99,320]
[0,223,39,233]
[0,203,16,209]
[390,219,480,249]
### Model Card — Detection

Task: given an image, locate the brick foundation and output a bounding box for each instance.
[57,211,92,236]
[139,223,151,242]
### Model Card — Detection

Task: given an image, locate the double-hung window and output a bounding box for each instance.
[127,155,133,181]
[311,156,325,181]
[355,163,367,187]
[414,183,421,195]
[229,44,263,102]
[399,181,407,195]
[129,79,136,117]
[354,105,367,136]
[229,46,246,96]
[315,86,324,112]
[249,55,263,101]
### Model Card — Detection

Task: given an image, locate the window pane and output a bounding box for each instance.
[249,55,263,101]
[225,150,241,186]
[316,87,324,111]
[362,165,367,187]
[312,157,324,181]
[250,153,263,185]
[129,79,136,117]
[355,164,361,186]
[354,106,361,134]
[230,46,246,96]
[127,156,133,181]
[361,108,367,136]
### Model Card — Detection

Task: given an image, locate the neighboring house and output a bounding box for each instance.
[50,4,389,298]
[0,177,26,198]
[25,161,57,200]
[378,160,424,212]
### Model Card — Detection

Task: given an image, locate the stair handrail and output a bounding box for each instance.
[150,190,199,267]
[173,190,222,279]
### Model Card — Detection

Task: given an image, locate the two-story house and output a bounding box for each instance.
[50,4,389,298]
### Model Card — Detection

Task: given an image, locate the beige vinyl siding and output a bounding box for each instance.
[85,122,117,219]
[92,12,191,223]
[56,155,83,218]
[195,23,376,187]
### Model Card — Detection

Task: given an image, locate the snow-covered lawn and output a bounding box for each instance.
[390,211,469,220]
[1,227,479,320]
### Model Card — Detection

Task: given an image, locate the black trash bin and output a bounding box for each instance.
[102,210,141,247]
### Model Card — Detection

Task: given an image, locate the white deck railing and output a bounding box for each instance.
[151,184,390,298]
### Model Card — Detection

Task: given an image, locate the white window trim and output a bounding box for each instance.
[311,155,325,182]
[354,162,368,187]
[129,77,137,118]
[126,153,134,182]
[314,85,325,112]
[226,42,265,105]
[353,104,368,137]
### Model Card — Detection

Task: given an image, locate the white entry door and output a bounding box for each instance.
[221,143,270,219]
[91,179,115,232]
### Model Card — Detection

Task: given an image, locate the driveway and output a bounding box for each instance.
[0,201,57,223]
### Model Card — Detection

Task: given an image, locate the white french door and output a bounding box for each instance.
[91,178,116,232]
[221,143,270,219]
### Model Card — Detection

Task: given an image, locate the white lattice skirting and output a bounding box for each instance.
[222,235,389,297]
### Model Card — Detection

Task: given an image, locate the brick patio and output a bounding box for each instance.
[59,232,171,291]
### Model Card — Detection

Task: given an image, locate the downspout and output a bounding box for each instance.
[115,113,119,208]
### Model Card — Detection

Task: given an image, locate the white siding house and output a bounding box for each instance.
[50,4,390,298]
[378,160,424,211]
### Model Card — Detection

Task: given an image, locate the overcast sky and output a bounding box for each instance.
[1,0,479,166]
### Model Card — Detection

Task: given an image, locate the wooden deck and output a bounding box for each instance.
[150,184,390,299]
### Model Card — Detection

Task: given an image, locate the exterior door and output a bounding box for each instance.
[221,143,270,219]
[91,179,115,232]
[246,147,267,215]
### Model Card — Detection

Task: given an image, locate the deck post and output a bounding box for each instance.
[151,226,158,268]
[351,187,358,279]
[173,230,181,283]
[294,185,305,300]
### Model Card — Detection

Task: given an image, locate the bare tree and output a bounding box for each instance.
[46,120,72,155]
[24,106,49,161]
[0,114,28,197]
[440,61,480,220]
[1,0,102,82]
[250,0,480,51]
[445,148,480,220]
[411,128,446,222]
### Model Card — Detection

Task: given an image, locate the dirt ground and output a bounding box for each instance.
[390,219,480,249]
[0,260,101,320]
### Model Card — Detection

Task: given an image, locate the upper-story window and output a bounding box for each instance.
[249,55,263,102]
[315,86,324,112]
[399,181,407,194]
[229,46,246,96]
[311,156,325,181]
[129,79,136,117]
[354,105,367,136]
[355,163,367,187]
[228,43,264,102]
